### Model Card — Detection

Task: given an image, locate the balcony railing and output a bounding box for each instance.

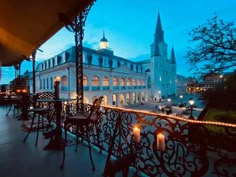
[65,104,236,177]
[113,86,119,90]
[91,86,100,91]
[83,86,89,91]
[102,86,110,90]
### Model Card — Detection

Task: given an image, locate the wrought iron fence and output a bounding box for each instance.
[65,103,236,177]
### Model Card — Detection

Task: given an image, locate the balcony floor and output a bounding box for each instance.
[0,106,115,177]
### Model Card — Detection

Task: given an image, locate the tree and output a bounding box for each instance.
[200,72,236,109]
[186,15,236,76]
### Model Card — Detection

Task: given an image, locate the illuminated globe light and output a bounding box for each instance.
[100,31,109,49]
[188,98,195,119]
[189,98,194,106]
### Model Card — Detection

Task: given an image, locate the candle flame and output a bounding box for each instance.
[54,76,61,82]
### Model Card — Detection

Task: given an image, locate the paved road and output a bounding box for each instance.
[124,93,204,119]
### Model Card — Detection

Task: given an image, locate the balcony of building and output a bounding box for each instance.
[1,100,236,177]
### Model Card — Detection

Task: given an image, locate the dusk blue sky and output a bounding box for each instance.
[1,0,236,84]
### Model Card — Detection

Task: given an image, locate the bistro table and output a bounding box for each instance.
[36,98,76,151]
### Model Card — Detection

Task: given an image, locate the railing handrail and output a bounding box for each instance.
[103,105,236,128]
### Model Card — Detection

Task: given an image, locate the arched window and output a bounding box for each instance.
[120,78,125,86]
[92,76,99,86]
[61,75,68,91]
[132,79,137,86]
[83,75,88,86]
[141,80,145,86]
[127,78,131,86]
[103,77,109,86]
[137,79,141,86]
[113,77,118,86]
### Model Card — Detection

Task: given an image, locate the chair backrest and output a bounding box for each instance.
[89,96,103,118]
[37,92,54,99]
[34,92,54,108]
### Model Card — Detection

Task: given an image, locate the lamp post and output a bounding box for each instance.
[158,90,161,102]
[179,95,183,104]
[219,74,224,88]
[189,98,194,119]
[167,98,171,104]
[58,4,94,111]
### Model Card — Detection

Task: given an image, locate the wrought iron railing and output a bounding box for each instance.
[93,105,236,177]
[65,103,236,176]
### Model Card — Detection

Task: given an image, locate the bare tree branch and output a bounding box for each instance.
[186,15,236,77]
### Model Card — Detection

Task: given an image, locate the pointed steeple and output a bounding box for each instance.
[151,12,166,57]
[155,12,164,42]
[170,46,176,64]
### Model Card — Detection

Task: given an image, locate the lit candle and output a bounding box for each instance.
[54,76,61,83]
[133,126,141,143]
[54,76,61,100]
[157,133,165,151]
[22,89,27,93]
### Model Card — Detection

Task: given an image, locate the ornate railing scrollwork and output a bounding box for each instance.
[65,103,236,177]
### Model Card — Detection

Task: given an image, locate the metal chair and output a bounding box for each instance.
[23,92,55,146]
[60,96,104,170]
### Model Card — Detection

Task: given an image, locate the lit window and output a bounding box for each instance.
[113,77,118,86]
[120,78,125,86]
[103,77,109,86]
[83,75,88,86]
[92,76,99,86]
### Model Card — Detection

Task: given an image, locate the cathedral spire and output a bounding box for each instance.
[151,12,165,56]
[155,12,164,42]
[170,46,176,64]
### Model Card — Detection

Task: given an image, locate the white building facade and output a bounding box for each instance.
[35,13,177,105]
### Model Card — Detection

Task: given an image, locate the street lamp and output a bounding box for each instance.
[219,74,224,86]
[167,98,171,107]
[188,98,195,119]
[179,95,183,104]
[158,90,161,102]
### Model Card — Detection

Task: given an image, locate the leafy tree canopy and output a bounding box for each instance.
[186,15,236,77]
